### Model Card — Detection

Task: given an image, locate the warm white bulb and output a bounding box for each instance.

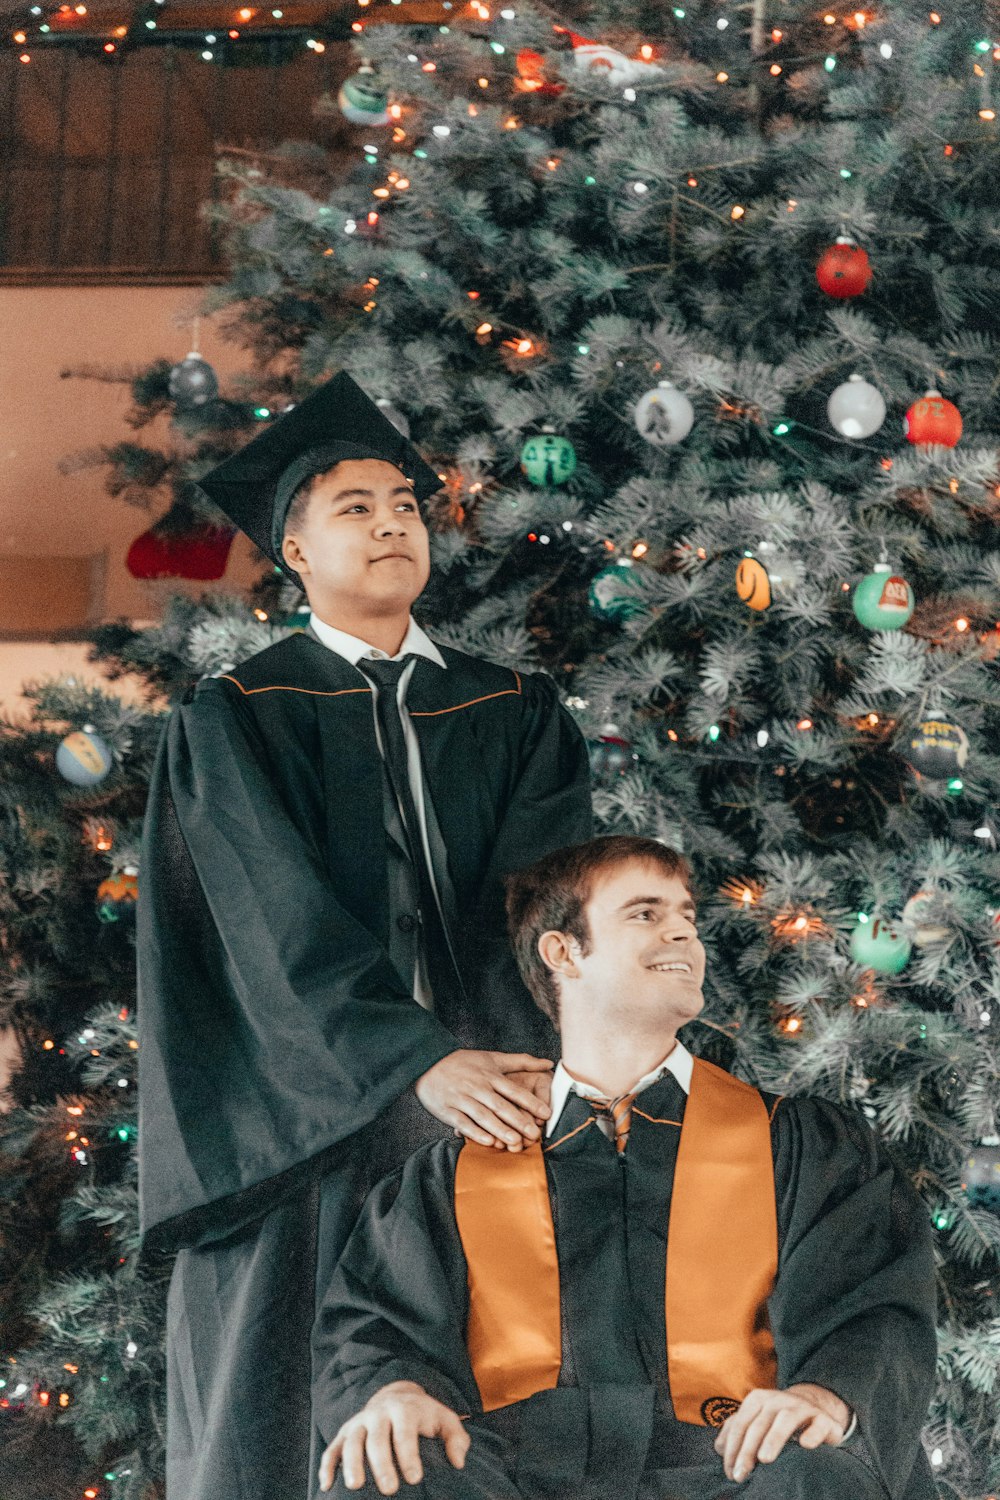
[717,16,729,26]
[757,729,770,747]
[879,41,892,56]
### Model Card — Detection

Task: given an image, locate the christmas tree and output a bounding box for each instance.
[4,0,1000,1494]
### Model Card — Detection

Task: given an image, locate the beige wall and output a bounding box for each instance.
[0,284,263,632]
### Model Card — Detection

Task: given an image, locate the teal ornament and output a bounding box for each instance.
[850,915,912,974]
[56,727,113,787]
[285,606,312,632]
[520,429,577,488]
[168,352,219,410]
[851,564,914,630]
[588,561,644,622]
[337,65,390,126]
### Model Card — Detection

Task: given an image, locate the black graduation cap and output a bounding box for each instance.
[195,371,443,574]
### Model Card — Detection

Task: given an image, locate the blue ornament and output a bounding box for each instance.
[850,915,911,974]
[56,727,113,787]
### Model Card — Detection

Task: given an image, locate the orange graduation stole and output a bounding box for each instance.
[453,1056,778,1424]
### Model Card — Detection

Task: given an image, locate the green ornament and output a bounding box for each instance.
[520,430,577,488]
[588,561,644,622]
[851,565,914,630]
[285,607,312,632]
[850,915,912,974]
[337,66,390,125]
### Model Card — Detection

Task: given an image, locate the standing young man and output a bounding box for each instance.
[137,373,592,1500]
[314,835,937,1500]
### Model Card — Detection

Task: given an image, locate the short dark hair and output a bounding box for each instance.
[282,466,335,543]
[504,835,694,1026]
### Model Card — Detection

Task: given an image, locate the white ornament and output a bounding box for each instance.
[902,890,951,946]
[633,381,695,446]
[827,374,886,439]
[568,38,663,87]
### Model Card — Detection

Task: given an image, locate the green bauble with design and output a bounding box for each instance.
[520,428,577,488]
[588,561,644,622]
[850,915,912,974]
[852,564,914,630]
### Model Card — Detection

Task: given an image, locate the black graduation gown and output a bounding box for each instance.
[136,632,592,1500]
[313,1074,938,1500]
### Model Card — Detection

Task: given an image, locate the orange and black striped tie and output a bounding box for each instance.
[592,1092,637,1153]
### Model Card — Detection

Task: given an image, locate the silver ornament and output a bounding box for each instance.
[633,381,695,447]
[827,374,886,439]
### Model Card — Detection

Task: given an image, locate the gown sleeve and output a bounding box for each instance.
[137,681,460,1254]
[768,1095,937,1500]
[462,672,593,1054]
[311,1139,477,1444]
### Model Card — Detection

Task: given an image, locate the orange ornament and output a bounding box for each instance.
[903,390,962,447]
[96,870,139,924]
[816,236,872,298]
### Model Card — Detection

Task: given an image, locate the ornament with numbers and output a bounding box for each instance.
[903,390,962,447]
[851,564,914,630]
[815,236,872,298]
[633,382,695,447]
[827,374,886,439]
[903,719,970,780]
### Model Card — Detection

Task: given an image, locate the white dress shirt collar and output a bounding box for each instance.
[546,1040,694,1137]
[308,612,446,670]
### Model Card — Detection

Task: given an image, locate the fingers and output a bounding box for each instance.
[365,1418,402,1496]
[468,1086,541,1145]
[493,1053,554,1074]
[492,1073,553,1121]
[391,1419,424,1488]
[727,1407,777,1482]
[754,1406,813,1466]
[442,1108,499,1149]
[340,1427,370,1492]
[319,1434,344,1493]
[436,1410,471,1470]
[796,1414,842,1450]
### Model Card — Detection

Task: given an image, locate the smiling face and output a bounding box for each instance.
[545,859,706,1037]
[280,458,431,625]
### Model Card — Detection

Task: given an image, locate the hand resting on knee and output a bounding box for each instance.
[319,1381,470,1496]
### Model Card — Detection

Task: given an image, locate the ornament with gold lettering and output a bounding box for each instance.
[852,564,914,630]
[904,719,970,780]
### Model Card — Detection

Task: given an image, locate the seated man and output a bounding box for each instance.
[313,834,937,1500]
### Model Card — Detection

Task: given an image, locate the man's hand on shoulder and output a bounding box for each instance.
[415,1050,552,1150]
[714,1382,852,1483]
[319,1381,469,1495]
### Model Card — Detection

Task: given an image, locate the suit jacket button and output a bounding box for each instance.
[396,913,418,934]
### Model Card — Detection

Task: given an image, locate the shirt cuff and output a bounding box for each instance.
[837,1409,858,1444]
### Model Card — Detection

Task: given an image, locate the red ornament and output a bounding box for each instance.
[816,236,872,298]
[515,47,565,95]
[903,390,962,448]
[127,511,235,580]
